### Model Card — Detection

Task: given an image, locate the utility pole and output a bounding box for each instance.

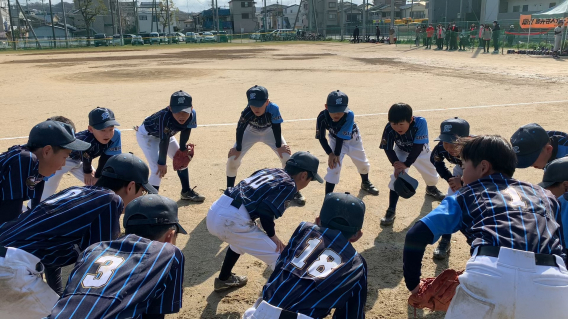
[48,0,56,47]
[340,0,343,40]
[362,0,365,38]
[61,0,68,47]
[7,0,17,50]
[444,0,448,25]
[150,0,154,31]
[390,0,394,27]
[117,0,123,44]
[263,0,267,32]
[16,0,42,48]
[165,0,170,35]
[110,0,115,34]
[215,0,218,33]
[459,0,463,26]
[134,0,139,34]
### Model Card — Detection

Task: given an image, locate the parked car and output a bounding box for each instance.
[202,32,216,43]
[211,30,229,42]
[131,35,144,45]
[112,34,122,46]
[158,32,167,44]
[185,32,201,43]
[250,31,261,40]
[94,33,110,47]
[149,32,160,44]
[168,32,184,43]
[271,29,295,40]
[123,34,135,45]
[139,32,150,44]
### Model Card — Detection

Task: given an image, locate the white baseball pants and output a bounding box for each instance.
[136,124,181,187]
[243,299,313,319]
[388,145,439,191]
[226,126,290,177]
[206,195,279,270]
[40,158,91,202]
[446,165,463,196]
[446,246,568,319]
[324,133,371,185]
[0,247,59,319]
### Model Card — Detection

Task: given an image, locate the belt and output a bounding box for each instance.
[477,246,558,267]
[0,246,6,258]
[279,310,299,319]
[223,191,243,209]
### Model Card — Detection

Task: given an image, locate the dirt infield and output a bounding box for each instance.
[0,42,566,319]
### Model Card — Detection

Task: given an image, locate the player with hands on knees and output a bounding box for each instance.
[243,192,367,319]
[539,157,568,247]
[47,194,185,319]
[403,135,568,318]
[225,85,304,204]
[510,123,568,169]
[39,108,122,203]
[136,90,204,202]
[316,90,379,196]
[429,117,470,260]
[208,151,322,292]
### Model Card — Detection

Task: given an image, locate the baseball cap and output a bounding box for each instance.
[123,194,187,234]
[435,117,470,143]
[28,120,91,151]
[285,151,323,183]
[89,107,120,130]
[510,123,550,168]
[101,153,158,194]
[393,172,419,199]
[169,90,193,114]
[538,157,568,188]
[326,90,349,113]
[320,192,365,238]
[246,85,268,108]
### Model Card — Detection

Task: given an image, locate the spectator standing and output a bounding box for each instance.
[449,22,459,50]
[506,25,516,46]
[415,25,422,46]
[478,24,485,48]
[459,28,469,50]
[482,24,492,53]
[436,24,445,50]
[445,24,451,50]
[470,24,477,47]
[553,21,563,58]
[353,26,360,43]
[389,27,396,44]
[426,24,434,49]
[376,26,381,42]
[492,20,501,53]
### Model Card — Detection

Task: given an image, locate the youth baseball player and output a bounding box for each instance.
[243,192,367,319]
[316,90,379,196]
[0,119,90,223]
[39,107,122,202]
[226,85,306,205]
[404,135,568,318]
[429,117,470,260]
[510,123,568,169]
[47,194,185,319]
[136,90,204,202]
[539,157,568,244]
[0,153,155,319]
[379,103,445,226]
[208,151,322,291]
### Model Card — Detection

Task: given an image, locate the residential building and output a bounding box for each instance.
[283,4,299,29]
[201,8,232,30]
[494,0,559,21]
[400,1,428,19]
[306,0,339,31]
[137,1,176,33]
[229,0,256,33]
[428,0,480,23]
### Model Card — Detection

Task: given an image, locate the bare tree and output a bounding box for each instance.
[158,0,176,33]
[74,0,107,45]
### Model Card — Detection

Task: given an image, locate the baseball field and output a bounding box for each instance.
[1,42,566,318]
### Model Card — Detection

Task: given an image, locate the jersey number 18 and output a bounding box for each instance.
[291,238,342,279]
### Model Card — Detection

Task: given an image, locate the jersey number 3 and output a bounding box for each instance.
[82,256,125,289]
[291,238,342,279]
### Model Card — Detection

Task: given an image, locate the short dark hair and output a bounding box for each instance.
[285,164,313,180]
[95,167,143,193]
[124,214,177,240]
[458,135,516,178]
[388,103,413,123]
[48,116,76,131]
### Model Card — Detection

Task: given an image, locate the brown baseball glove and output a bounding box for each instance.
[408,269,463,313]
[173,144,195,171]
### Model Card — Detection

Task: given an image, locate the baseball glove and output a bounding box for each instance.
[408,269,463,313]
[173,144,195,171]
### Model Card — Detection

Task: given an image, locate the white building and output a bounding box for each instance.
[283,4,300,29]
[137,1,176,33]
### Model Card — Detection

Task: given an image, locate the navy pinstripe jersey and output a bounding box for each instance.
[225,168,297,219]
[421,174,564,256]
[379,116,429,153]
[69,129,122,163]
[0,145,44,203]
[0,186,123,267]
[142,108,197,139]
[430,142,463,181]
[261,222,367,319]
[237,102,283,131]
[315,110,359,141]
[47,234,184,319]
[548,131,568,161]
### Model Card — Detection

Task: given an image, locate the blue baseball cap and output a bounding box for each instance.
[320,192,365,238]
[124,194,187,234]
[510,123,550,168]
[435,117,470,143]
[246,85,268,108]
[285,151,323,183]
[89,107,120,130]
[102,153,158,194]
[28,120,91,151]
[169,90,193,114]
[326,90,349,113]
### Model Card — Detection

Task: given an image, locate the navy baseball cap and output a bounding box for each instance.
[285,151,323,183]
[246,85,268,107]
[89,107,120,130]
[101,153,158,194]
[169,90,193,114]
[510,123,550,168]
[538,157,568,188]
[326,90,349,113]
[28,120,91,151]
[123,194,187,234]
[394,172,419,199]
[435,117,470,143]
[320,192,365,238]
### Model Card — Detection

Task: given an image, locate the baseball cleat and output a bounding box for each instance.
[294,192,306,206]
[214,273,248,291]
[425,186,445,201]
[380,208,396,226]
[361,180,379,196]
[181,187,205,202]
[433,238,451,260]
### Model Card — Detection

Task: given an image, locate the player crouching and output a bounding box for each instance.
[243,192,367,319]
[403,135,568,318]
[48,194,185,318]
[208,151,322,291]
